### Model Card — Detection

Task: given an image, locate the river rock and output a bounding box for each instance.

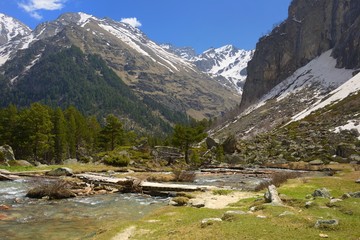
[26,185,76,199]
[46,167,73,176]
[0,145,15,166]
[200,218,222,228]
[356,179,360,184]
[312,188,331,198]
[315,219,339,229]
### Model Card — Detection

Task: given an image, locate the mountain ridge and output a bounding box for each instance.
[0,12,240,129]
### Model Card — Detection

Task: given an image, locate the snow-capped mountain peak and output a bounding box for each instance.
[192,45,254,94]
[161,43,254,94]
[0,13,31,46]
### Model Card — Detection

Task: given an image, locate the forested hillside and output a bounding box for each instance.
[0,45,188,133]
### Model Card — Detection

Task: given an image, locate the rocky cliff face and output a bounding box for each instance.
[240,0,360,110]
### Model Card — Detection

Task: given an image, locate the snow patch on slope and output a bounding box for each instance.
[332,120,360,139]
[249,50,354,113]
[292,72,360,121]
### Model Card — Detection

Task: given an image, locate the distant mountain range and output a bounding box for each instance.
[161,44,254,94]
[0,12,251,133]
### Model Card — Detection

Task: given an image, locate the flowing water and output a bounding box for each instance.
[0,179,167,240]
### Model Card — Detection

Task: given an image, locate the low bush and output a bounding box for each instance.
[212,189,233,195]
[103,154,130,167]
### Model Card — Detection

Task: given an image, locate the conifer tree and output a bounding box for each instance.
[99,114,124,151]
[52,108,67,163]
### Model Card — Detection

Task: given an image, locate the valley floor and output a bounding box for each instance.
[97,165,360,240]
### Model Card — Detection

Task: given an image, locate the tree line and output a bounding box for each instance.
[0,103,136,163]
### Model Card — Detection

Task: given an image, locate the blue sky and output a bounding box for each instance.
[1,0,292,53]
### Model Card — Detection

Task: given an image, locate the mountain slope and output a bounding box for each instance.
[0,44,179,133]
[0,12,240,125]
[240,0,360,111]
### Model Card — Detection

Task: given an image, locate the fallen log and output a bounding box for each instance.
[0,173,20,181]
[75,173,215,193]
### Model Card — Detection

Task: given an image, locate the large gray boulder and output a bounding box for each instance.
[264,184,283,206]
[0,145,15,166]
[315,219,339,229]
[206,137,219,149]
[46,167,73,176]
[312,188,331,198]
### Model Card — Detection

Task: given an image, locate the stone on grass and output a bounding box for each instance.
[46,167,73,176]
[10,160,32,167]
[305,201,313,208]
[319,233,329,238]
[329,198,342,204]
[315,219,339,229]
[349,191,360,198]
[312,188,331,198]
[355,179,360,184]
[341,193,351,199]
[279,211,295,217]
[221,210,246,221]
[201,218,222,228]
[264,184,283,206]
[189,199,205,208]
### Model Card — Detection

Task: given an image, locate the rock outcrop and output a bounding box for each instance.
[0,145,15,166]
[240,0,360,110]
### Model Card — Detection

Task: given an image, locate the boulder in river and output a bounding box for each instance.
[26,180,76,199]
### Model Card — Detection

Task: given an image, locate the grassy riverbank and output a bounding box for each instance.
[96,168,360,240]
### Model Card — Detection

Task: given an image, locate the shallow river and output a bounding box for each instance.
[0,179,167,240]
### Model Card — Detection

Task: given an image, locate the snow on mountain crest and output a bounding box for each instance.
[0,13,31,45]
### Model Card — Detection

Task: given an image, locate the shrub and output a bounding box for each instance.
[103,154,130,167]
[271,171,301,187]
[172,197,189,206]
[212,189,233,195]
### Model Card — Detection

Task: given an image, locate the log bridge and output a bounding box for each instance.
[76,173,216,193]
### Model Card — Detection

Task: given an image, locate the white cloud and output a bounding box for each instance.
[18,0,67,19]
[120,17,142,28]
